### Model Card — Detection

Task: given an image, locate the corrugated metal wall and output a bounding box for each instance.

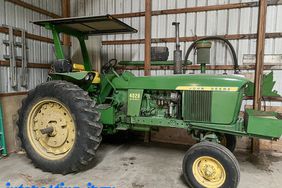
[71,0,282,107]
[0,0,280,103]
[0,0,61,93]
[70,0,102,71]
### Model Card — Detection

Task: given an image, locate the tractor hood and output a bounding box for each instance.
[112,72,250,91]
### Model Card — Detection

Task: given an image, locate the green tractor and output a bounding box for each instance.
[17,15,282,188]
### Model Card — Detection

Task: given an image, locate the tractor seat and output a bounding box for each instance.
[54,59,72,73]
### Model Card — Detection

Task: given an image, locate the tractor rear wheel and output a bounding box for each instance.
[17,81,102,174]
[182,142,240,188]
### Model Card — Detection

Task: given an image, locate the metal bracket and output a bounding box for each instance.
[7,26,17,88]
[20,28,28,87]
[2,25,28,88]
[2,40,23,48]
[200,133,219,143]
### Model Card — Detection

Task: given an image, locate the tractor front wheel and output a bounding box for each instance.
[182,142,240,188]
[18,81,103,174]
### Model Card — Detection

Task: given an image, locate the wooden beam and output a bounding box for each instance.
[254,0,268,110]
[103,39,144,45]
[6,0,61,18]
[144,0,152,76]
[112,0,282,19]
[253,0,268,153]
[62,0,71,46]
[102,32,282,45]
[144,0,152,142]
[114,12,145,19]
[245,96,282,102]
[0,60,51,69]
[116,64,282,71]
[0,91,28,97]
[0,26,54,44]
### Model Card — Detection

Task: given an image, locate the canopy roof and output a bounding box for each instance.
[33,14,137,35]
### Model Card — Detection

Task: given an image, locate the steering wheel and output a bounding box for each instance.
[102,59,118,73]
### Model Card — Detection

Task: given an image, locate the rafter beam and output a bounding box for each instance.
[6,0,62,18]
[113,0,282,19]
[102,32,282,45]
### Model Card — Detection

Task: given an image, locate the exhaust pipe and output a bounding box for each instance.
[172,22,182,74]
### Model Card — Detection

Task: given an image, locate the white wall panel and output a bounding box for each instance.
[0,0,61,93]
[70,0,282,105]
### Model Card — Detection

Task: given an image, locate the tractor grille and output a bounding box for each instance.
[183,91,212,122]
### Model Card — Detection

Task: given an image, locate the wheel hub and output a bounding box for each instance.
[27,99,75,160]
[202,165,216,178]
[193,156,226,188]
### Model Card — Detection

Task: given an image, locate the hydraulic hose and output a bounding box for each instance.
[184,36,240,74]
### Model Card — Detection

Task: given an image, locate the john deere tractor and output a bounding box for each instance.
[17,15,282,188]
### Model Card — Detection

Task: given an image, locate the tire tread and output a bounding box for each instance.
[17,80,103,174]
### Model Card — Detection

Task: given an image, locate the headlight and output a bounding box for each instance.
[85,73,94,81]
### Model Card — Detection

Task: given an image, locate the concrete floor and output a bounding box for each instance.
[0,141,282,188]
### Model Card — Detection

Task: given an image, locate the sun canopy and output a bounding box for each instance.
[33,14,137,36]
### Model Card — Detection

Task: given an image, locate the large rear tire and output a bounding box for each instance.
[17,80,103,174]
[182,142,240,188]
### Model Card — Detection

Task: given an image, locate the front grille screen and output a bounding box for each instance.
[183,91,212,122]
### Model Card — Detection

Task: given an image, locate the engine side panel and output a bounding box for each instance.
[127,89,143,116]
[182,89,243,125]
[211,91,241,124]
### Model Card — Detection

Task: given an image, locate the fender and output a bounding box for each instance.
[49,71,100,84]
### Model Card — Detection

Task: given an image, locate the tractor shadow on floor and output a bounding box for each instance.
[79,131,192,173]
[235,150,282,172]
[77,132,138,173]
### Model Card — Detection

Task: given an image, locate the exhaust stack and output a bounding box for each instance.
[172,22,182,74]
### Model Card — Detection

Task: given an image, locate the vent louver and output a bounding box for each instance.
[183,91,212,122]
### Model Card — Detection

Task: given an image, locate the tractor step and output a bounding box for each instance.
[246,109,282,139]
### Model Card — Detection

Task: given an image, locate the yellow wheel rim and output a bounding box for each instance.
[27,99,76,160]
[192,156,226,188]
